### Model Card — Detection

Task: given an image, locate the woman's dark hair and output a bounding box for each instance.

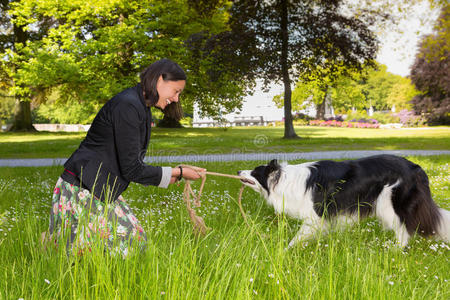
[140,58,186,120]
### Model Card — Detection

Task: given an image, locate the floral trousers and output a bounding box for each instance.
[49,177,147,256]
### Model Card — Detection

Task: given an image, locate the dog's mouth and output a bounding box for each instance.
[240,178,255,185]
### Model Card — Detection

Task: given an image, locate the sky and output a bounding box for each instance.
[376,1,440,76]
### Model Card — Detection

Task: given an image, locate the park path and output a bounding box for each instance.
[0,150,449,167]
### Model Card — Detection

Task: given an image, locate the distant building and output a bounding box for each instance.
[193,81,285,127]
[192,81,335,127]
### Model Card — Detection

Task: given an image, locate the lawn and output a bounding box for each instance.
[0,156,449,299]
[0,126,449,158]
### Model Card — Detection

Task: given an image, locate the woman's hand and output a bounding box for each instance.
[181,167,206,180]
[170,165,206,184]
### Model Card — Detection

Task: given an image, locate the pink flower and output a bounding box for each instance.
[54,187,60,195]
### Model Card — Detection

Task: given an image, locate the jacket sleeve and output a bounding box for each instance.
[112,100,172,188]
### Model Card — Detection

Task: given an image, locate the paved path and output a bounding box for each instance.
[0,150,449,167]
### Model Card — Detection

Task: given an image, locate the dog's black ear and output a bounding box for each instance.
[266,159,280,174]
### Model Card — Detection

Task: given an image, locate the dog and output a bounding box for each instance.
[238,154,450,248]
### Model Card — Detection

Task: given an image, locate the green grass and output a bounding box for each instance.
[0,156,449,299]
[0,126,449,158]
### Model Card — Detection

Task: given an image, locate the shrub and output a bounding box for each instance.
[393,109,426,127]
[293,119,309,126]
[370,112,400,124]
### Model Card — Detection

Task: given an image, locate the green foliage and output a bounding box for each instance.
[344,110,400,125]
[370,112,400,124]
[331,75,366,112]
[344,110,369,121]
[34,101,100,125]
[284,63,419,117]
[8,0,241,122]
[387,77,419,110]
[0,91,15,125]
[360,65,403,111]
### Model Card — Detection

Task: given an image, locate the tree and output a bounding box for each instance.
[331,73,366,113]
[215,0,381,138]
[9,0,239,127]
[0,0,53,131]
[410,5,449,124]
[386,77,418,111]
[282,62,419,117]
[360,64,400,111]
[274,64,363,119]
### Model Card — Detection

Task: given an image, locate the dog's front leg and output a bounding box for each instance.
[288,219,328,248]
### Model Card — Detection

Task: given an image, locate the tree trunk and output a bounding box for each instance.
[316,94,327,120]
[280,0,299,139]
[10,98,36,131]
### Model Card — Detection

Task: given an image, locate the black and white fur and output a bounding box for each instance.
[238,155,450,248]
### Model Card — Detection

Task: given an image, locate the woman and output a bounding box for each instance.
[47,59,204,256]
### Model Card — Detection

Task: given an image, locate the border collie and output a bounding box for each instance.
[238,155,450,248]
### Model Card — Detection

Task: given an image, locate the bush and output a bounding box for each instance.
[293,112,314,121]
[393,109,426,127]
[344,110,401,125]
[180,116,193,127]
[345,110,368,122]
[293,119,309,126]
[370,112,400,124]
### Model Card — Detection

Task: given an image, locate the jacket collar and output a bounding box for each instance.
[135,83,149,108]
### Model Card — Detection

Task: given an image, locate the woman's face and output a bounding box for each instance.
[154,76,186,110]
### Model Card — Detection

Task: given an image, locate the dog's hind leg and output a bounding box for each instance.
[375,181,410,247]
[288,218,329,248]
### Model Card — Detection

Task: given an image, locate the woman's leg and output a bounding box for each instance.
[48,178,147,256]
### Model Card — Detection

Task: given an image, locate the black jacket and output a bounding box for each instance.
[61,83,167,201]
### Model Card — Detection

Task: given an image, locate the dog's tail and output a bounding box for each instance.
[437,208,450,242]
[401,166,443,240]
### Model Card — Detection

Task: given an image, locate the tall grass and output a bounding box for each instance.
[0,156,449,299]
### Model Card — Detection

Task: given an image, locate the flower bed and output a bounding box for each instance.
[309,119,380,128]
